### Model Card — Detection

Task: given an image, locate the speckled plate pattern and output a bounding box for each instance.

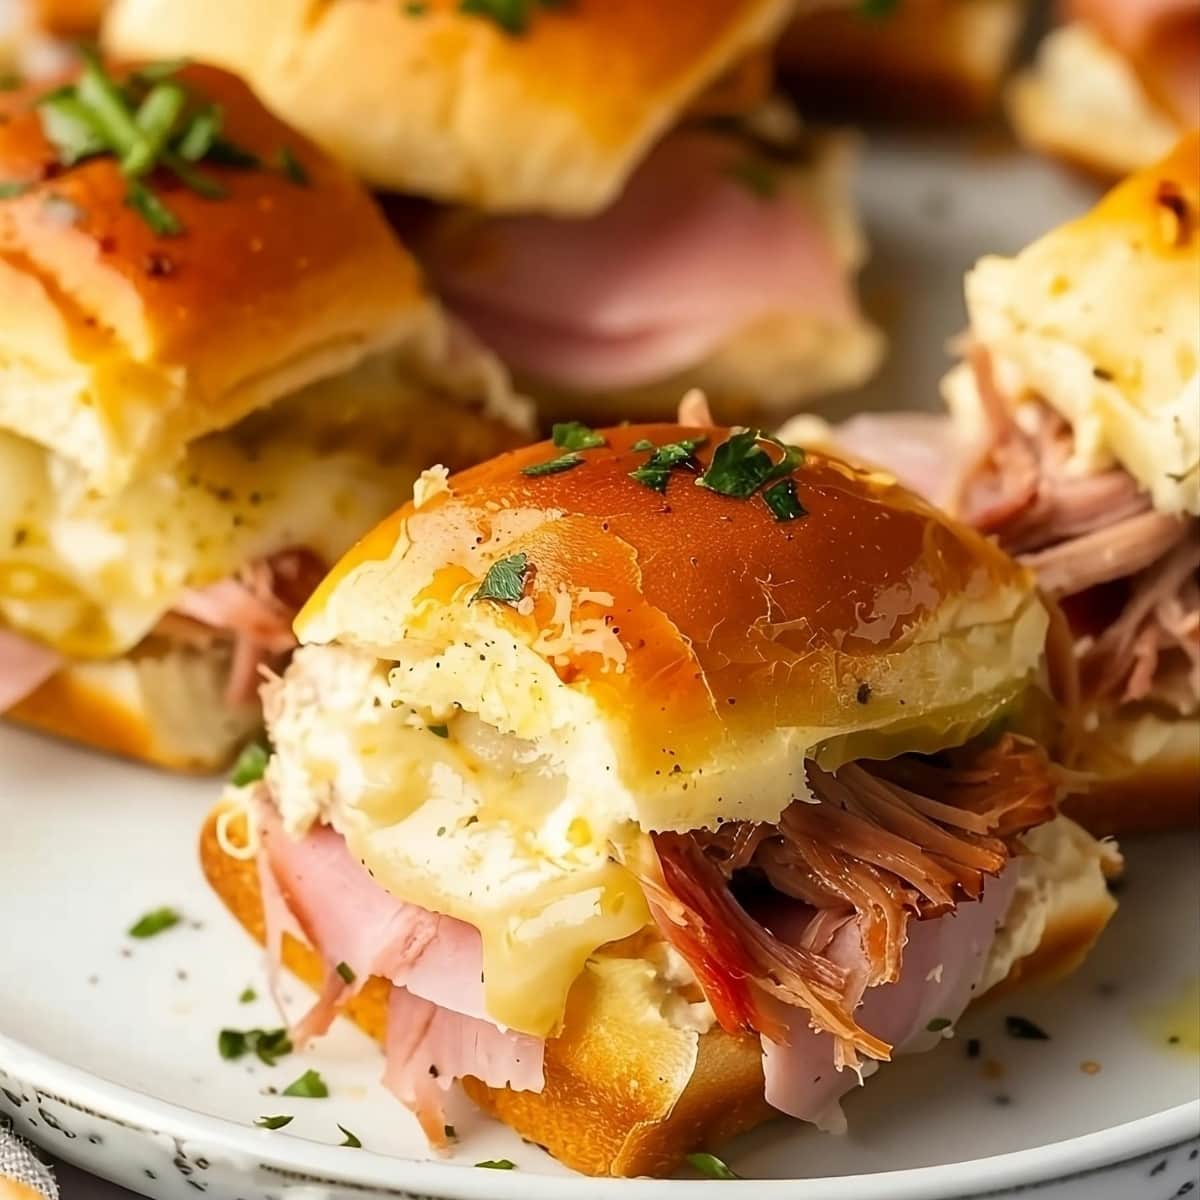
[2,129,1200,1199]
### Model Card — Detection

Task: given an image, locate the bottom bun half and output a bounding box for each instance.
[1065,713,1200,838]
[8,641,259,773]
[199,808,1117,1177]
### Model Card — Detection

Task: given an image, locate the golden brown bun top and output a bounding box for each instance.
[300,424,1050,792]
[0,61,426,489]
[103,0,798,213]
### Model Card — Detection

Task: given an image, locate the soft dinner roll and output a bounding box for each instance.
[204,423,1118,1175]
[0,58,531,769]
[103,0,803,213]
[104,3,883,420]
[1009,3,1199,177]
[781,137,1200,834]
[779,0,1030,120]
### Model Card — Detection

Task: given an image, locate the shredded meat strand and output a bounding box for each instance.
[643,735,1061,1069]
[958,349,1199,713]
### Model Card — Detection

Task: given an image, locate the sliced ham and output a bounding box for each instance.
[761,868,1015,1129]
[0,627,61,711]
[383,987,544,1148]
[416,129,855,391]
[172,548,325,704]
[255,801,545,1140]
[1067,0,1200,124]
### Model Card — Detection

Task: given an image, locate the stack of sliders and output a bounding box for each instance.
[778,0,1032,120]
[0,55,529,770]
[784,134,1200,835]
[207,420,1119,1176]
[102,0,884,422]
[1010,0,1200,176]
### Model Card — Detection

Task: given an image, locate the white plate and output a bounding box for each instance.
[2,131,1200,1200]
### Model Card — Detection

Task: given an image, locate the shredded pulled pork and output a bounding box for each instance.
[643,735,1061,1070]
[958,350,1200,714]
[167,548,326,704]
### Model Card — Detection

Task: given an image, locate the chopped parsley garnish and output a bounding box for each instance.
[926,1017,953,1033]
[282,1069,329,1098]
[274,145,309,186]
[470,552,530,606]
[630,438,655,452]
[0,181,32,199]
[231,741,269,786]
[762,478,807,523]
[1005,1015,1050,1041]
[724,157,778,200]
[475,1159,516,1169]
[458,0,564,35]
[27,52,275,235]
[337,1125,362,1148]
[427,724,450,738]
[335,961,356,984]
[128,907,181,938]
[629,437,707,493]
[255,1114,293,1130]
[685,1152,741,1180]
[551,420,606,451]
[125,179,182,236]
[520,451,584,477]
[219,1026,293,1065]
[238,986,257,1004]
[697,429,803,500]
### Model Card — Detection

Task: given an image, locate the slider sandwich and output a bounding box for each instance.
[784,135,1200,835]
[779,0,1032,121]
[102,0,883,421]
[207,420,1118,1176]
[0,56,529,770]
[1010,0,1200,176]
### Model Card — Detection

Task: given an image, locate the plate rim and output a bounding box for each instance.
[3,1029,1198,1199]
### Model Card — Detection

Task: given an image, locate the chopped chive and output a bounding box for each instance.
[475,1159,516,1169]
[1005,1015,1050,1041]
[685,1152,741,1180]
[176,105,223,162]
[238,986,257,1004]
[231,741,269,786]
[125,179,182,237]
[128,907,181,938]
[335,961,356,984]
[125,81,187,176]
[275,146,309,186]
[520,452,583,477]
[470,552,530,606]
[337,1125,362,1148]
[255,1114,293,1130]
[282,1069,328,1098]
[551,420,606,451]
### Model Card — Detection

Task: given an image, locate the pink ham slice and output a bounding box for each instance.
[384,987,544,1147]
[417,130,856,391]
[255,800,545,1140]
[172,549,324,704]
[1067,0,1200,125]
[0,627,61,711]
[761,868,1015,1129]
